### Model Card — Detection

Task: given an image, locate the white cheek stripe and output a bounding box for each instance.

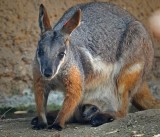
[37,53,43,76]
[50,56,66,79]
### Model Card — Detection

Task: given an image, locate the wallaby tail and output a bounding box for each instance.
[132,82,160,110]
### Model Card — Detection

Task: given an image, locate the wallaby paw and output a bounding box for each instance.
[31,115,55,126]
[32,122,48,130]
[91,113,115,127]
[48,123,63,131]
[31,117,38,126]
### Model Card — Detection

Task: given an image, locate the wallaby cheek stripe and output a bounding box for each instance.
[37,54,43,76]
[50,56,66,80]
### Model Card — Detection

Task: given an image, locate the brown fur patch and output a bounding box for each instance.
[132,82,160,110]
[33,72,45,116]
[54,65,82,127]
[116,63,142,117]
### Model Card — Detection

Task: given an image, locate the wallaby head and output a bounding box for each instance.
[81,104,100,121]
[37,4,81,79]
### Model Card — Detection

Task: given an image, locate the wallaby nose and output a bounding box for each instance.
[44,68,52,78]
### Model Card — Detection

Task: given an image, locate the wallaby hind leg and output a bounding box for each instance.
[116,62,143,117]
[132,82,160,110]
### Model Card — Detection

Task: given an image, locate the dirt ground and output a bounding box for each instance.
[0,109,160,137]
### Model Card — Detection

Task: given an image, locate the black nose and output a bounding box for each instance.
[44,68,52,78]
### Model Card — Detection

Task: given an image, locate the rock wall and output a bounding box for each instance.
[0,0,160,95]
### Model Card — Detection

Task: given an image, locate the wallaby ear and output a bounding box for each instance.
[39,4,52,34]
[61,9,81,35]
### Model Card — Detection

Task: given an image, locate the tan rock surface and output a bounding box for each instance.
[0,0,160,95]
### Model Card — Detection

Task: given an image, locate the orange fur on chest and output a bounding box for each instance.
[63,65,82,96]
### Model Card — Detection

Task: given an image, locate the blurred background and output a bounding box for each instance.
[0,0,160,118]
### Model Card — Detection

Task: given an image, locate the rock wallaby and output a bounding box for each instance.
[32,2,160,130]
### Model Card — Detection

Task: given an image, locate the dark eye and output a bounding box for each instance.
[92,106,97,112]
[58,52,65,59]
[38,49,44,56]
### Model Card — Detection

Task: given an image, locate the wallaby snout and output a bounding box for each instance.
[43,68,53,78]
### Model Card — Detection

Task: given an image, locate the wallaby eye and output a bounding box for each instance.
[92,106,97,112]
[38,49,44,56]
[58,52,65,59]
